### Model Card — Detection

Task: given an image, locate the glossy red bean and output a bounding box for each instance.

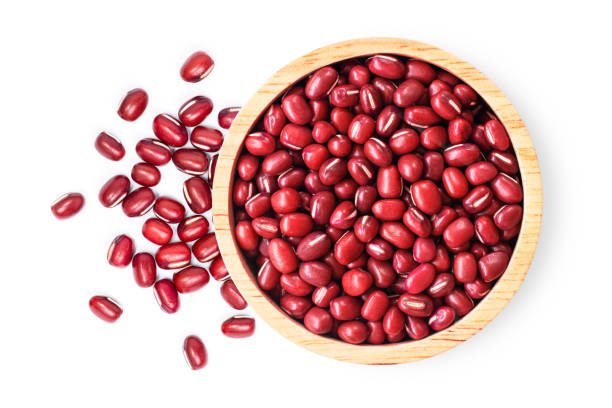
[189,126,223,153]
[280,273,313,296]
[155,242,190,269]
[192,233,219,263]
[294,231,331,261]
[404,106,441,128]
[221,316,256,338]
[98,175,130,208]
[347,114,375,144]
[393,79,426,107]
[298,261,332,287]
[280,294,312,319]
[488,151,519,174]
[367,55,405,79]
[448,118,472,144]
[377,222,413,250]
[309,191,335,225]
[405,316,429,340]
[303,307,334,334]
[453,252,478,283]
[431,245,451,272]
[337,321,368,344]
[362,138,391,167]
[359,290,388,321]
[330,84,360,107]
[405,60,436,84]
[178,96,213,127]
[412,237,436,262]
[442,167,469,198]
[398,293,434,317]
[411,180,442,215]
[431,206,458,236]
[429,79,452,96]
[318,157,347,185]
[182,177,211,214]
[465,161,498,185]
[382,305,405,335]
[400,208,430,238]
[427,272,455,298]
[376,165,402,198]
[389,128,419,155]
[328,295,361,321]
[371,199,406,221]
[491,173,523,204]
[142,218,172,245]
[366,321,385,344]
[305,66,339,100]
[218,279,247,310]
[107,234,133,267]
[341,269,372,296]
[89,296,122,323]
[404,263,435,294]
[484,119,510,151]
[234,220,258,250]
[183,335,207,370]
[153,114,188,147]
[454,84,478,106]
[279,213,313,237]
[347,65,369,86]
[180,51,214,82]
[153,279,180,313]
[334,231,364,265]
[478,251,510,282]
[131,162,161,187]
[51,192,84,219]
[358,83,382,116]
[132,253,156,288]
[172,148,208,175]
[218,107,240,129]
[282,93,313,125]
[173,266,210,294]
[300,144,329,171]
[209,255,229,281]
[117,88,148,121]
[423,152,445,181]
[327,201,356,230]
[429,306,456,331]
[135,138,172,165]
[153,197,185,223]
[494,204,523,230]
[95,132,125,161]
[375,106,402,137]
[351,215,377,243]
[397,154,424,183]
[464,278,491,299]
[444,288,473,316]
[443,217,474,248]
[176,215,209,243]
[365,238,393,260]
[267,238,298,273]
[444,143,481,167]
[463,185,493,214]
[420,126,447,150]
[474,215,499,245]
[353,186,375,214]
[431,90,462,120]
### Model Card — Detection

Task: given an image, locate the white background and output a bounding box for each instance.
[1,1,610,406]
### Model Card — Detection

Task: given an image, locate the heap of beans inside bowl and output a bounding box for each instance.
[232,54,524,344]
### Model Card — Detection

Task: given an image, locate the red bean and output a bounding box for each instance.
[153,114,188,147]
[328,295,361,321]
[406,316,429,340]
[442,167,469,198]
[465,278,491,299]
[190,125,223,152]
[404,106,441,128]
[301,144,329,171]
[423,152,445,181]
[178,96,213,127]
[412,237,436,262]
[453,252,478,283]
[371,199,406,221]
[365,238,393,260]
[429,79,452,96]
[305,66,339,100]
[376,106,402,137]
[383,305,405,335]
[153,197,185,223]
[376,165,402,198]
[474,215,499,245]
[135,138,172,165]
[279,213,313,237]
[280,294,312,319]
[122,187,156,217]
[404,263,436,294]
[488,151,519,174]
[448,117,472,144]
[389,128,419,155]
[377,222,413,250]
[173,266,210,294]
[183,335,207,370]
[131,162,161,187]
[359,84,382,115]
[335,321,367,344]
[494,204,523,230]
[303,307,334,334]
[172,148,208,175]
[420,126,447,150]
[405,60,436,84]
[443,217,474,247]
[280,273,313,296]
[362,138,391,167]
[51,192,84,219]
[353,185,376,213]
[465,161,498,185]
[142,218,173,245]
[429,306,456,331]
[411,180,442,215]
[89,296,122,323]
[95,132,125,161]
[132,253,156,288]
[107,234,133,268]
[192,233,220,263]
[327,201,357,230]
[294,231,331,261]
[282,93,313,125]
[454,84,478,107]
[341,269,372,296]
[310,191,336,225]
[219,279,248,310]
[463,185,493,214]
[218,107,240,129]
[393,79,426,107]
[398,293,434,317]
[444,143,481,167]
[180,51,214,82]
[491,173,523,203]
[155,242,191,269]
[431,90,462,120]
[209,255,229,281]
[330,84,360,107]
[478,251,510,282]
[333,231,364,265]
[428,272,455,298]
[176,215,209,242]
[266,238,297,273]
[222,316,255,338]
[444,288,473,316]
[347,114,375,144]
[318,157,347,185]
[352,215,378,243]
[98,175,130,208]
[183,177,211,214]
[153,279,180,313]
[484,119,510,151]
[117,88,148,121]
[367,55,405,79]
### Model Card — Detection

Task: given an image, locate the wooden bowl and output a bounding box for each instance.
[212,38,542,364]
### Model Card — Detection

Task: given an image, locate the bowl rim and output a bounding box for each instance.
[212,37,542,365]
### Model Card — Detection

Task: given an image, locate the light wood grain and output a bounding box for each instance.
[212,38,542,364]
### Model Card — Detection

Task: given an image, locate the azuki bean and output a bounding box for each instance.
[51,193,84,219]
[89,296,122,323]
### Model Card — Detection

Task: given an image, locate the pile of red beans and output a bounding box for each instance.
[51,51,254,370]
[232,55,523,344]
